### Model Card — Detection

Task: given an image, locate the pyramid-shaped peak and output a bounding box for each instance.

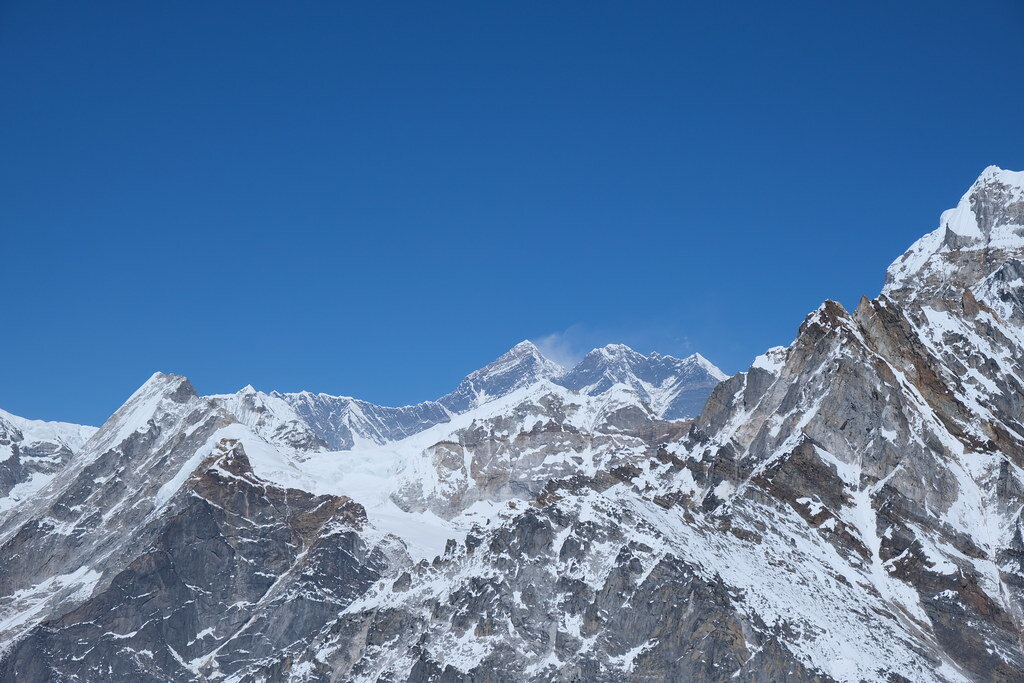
[683,353,729,380]
[508,339,541,354]
[500,340,553,364]
[437,341,564,413]
[474,341,561,377]
[129,372,197,404]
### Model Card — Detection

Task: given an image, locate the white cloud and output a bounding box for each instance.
[532,329,585,369]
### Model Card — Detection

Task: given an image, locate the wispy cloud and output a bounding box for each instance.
[532,321,700,369]
[533,326,588,368]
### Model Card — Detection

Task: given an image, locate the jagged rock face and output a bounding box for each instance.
[0,374,235,653]
[664,168,1024,679]
[670,293,1024,679]
[298,497,830,683]
[1,167,1022,682]
[1,439,387,682]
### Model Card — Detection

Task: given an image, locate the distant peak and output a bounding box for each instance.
[508,340,541,355]
[576,345,726,379]
[587,343,643,362]
[556,344,727,419]
[437,340,564,413]
[684,352,716,366]
[477,340,555,373]
[484,340,560,373]
[600,343,634,354]
[684,353,729,381]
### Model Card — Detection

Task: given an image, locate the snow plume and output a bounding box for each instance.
[533,327,587,369]
[534,323,699,370]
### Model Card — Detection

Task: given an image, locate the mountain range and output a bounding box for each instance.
[1,166,1023,681]
[206,342,724,452]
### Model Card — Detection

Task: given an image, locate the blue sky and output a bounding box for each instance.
[2,1,1022,425]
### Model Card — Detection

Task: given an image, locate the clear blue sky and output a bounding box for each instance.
[2,1,1022,425]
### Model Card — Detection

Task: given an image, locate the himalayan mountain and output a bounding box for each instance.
[1,166,1023,682]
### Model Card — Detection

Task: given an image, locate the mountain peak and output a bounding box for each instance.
[83,372,200,454]
[508,339,542,355]
[593,343,644,361]
[557,344,726,419]
[483,340,561,372]
[939,165,1024,240]
[438,342,563,413]
[0,407,97,452]
[684,353,729,381]
[979,164,1024,185]
[130,372,197,405]
[884,165,1024,302]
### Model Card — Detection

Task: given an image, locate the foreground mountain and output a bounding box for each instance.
[0,166,1022,682]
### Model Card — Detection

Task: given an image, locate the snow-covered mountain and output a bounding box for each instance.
[438,340,566,413]
[0,408,96,516]
[1,166,1023,682]
[0,347,699,681]
[207,339,723,453]
[556,344,728,419]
